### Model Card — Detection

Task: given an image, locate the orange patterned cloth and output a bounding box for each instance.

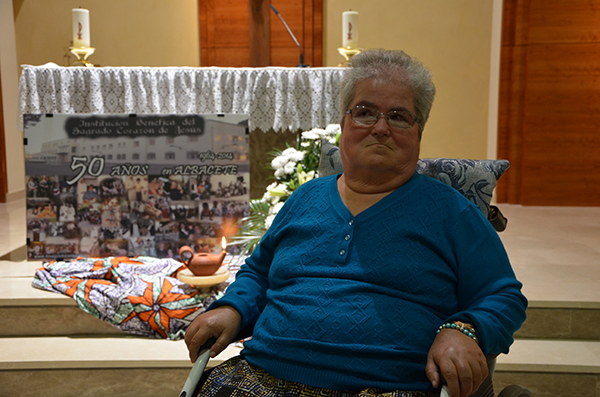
[32,256,225,339]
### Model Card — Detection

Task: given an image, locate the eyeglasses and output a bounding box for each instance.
[345,105,419,129]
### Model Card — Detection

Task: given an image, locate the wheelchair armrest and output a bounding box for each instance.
[488,205,508,232]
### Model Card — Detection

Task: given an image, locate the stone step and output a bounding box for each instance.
[494,339,600,397]
[3,298,600,341]
[0,276,124,337]
[0,260,119,337]
[0,259,206,339]
[3,261,600,341]
[516,303,600,341]
[1,336,598,397]
[0,336,242,397]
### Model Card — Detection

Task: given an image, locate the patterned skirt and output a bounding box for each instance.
[197,356,438,397]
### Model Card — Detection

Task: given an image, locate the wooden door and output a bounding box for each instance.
[497,0,600,205]
[199,0,322,67]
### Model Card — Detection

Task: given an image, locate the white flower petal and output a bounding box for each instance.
[284,162,296,174]
[282,147,299,156]
[301,130,319,140]
[292,152,305,162]
[325,124,341,134]
[274,169,285,179]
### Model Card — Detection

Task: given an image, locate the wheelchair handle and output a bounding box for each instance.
[178,338,216,397]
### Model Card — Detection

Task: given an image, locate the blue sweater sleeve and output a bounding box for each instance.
[447,204,528,356]
[208,187,300,331]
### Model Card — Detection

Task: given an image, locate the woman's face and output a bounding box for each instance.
[339,76,420,178]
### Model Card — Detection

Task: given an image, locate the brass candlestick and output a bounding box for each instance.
[338,47,362,67]
[70,46,95,67]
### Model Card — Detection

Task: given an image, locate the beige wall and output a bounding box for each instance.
[13,0,200,68]
[4,0,499,200]
[324,0,496,160]
[4,0,200,200]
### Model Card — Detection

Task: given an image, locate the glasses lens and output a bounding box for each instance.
[387,110,416,128]
[349,106,417,129]
[351,106,378,124]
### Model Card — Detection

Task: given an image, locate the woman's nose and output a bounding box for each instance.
[371,116,390,136]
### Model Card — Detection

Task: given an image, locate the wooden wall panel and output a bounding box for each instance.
[199,0,250,67]
[270,1,305,66]
[527,0,600,44]
[270,2,303,47]
[497,0,531,203]
[305,0,323,67]
[498,0,600,205]
[521,42,600,205]
[199,0,322,67]
[249,0,271,66]
[270,47,304,67]
[497,45,527,203]
[269,0,322,67]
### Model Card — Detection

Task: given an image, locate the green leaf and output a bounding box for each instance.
[227,200,269,255]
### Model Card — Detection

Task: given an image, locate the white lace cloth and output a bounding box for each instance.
[18,64,346,132]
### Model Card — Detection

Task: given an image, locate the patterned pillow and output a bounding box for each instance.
[318,139,343,178]
[416,158,509,217]
[318,140,509,218]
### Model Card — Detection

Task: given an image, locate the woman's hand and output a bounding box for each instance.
[425,328,488,397]
[184,306,242,362]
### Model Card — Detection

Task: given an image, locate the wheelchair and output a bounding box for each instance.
[181,345,533,397]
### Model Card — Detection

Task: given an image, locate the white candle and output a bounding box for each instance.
[342,11,359,49]
[72,8,91,48]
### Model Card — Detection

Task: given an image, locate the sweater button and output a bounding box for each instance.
[339,249,346,256]
[344,234,351,241]
[348,220,354,226]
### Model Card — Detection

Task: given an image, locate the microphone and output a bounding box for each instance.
[269,4,309,67]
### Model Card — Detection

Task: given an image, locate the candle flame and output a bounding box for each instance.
[221,236,227,250]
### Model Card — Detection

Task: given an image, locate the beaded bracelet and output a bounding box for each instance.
[437,321,479,344]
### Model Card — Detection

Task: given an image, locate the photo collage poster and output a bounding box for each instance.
[24,113,250,261]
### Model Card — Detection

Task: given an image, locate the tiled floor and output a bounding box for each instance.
[2,198,599,306]
[498,205,600,307]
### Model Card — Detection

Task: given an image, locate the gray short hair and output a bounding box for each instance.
[339,49,436,139]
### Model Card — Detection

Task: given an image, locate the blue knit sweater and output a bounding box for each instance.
[211,172,527,391]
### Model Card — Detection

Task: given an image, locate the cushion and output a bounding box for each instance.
[318,139,343,177]
[318,139,509,218]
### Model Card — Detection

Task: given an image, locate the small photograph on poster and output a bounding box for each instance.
[99,239,128,257]
[76,204,102,226]
[27,197,57,221]
[24,113,250,261]
[79,225,100,256]
[27,218,49,243]
[78,178,101,206]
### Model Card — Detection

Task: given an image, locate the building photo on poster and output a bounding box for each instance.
[23,113,250,261]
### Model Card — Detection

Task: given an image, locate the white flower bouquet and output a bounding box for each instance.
[230,124,341,255]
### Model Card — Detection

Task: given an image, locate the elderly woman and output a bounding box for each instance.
[185,49,527,397]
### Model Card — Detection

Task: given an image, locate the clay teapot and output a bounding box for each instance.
[179,245,226,276]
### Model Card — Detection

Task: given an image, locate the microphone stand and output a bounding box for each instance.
[269,4,309,67]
